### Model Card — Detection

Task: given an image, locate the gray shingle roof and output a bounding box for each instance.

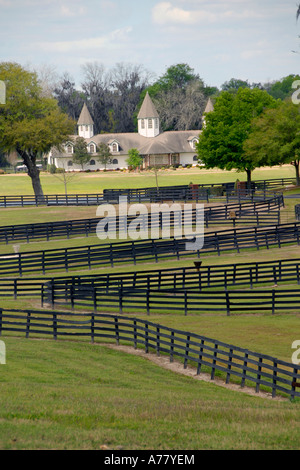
[77,103,94,125]
[137,92,159,119]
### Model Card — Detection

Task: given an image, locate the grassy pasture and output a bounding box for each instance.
[1,166,300,449]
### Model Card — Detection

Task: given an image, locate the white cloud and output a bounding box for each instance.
[60,5,86,17]
[152,2,216,25]
[38,27,132,53]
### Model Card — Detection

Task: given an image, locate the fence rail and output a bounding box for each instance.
[0,187,283,208]
[42,281,300,316]
[3,256,300,300]
[0,195,283,245]
[0,309,299,399]
[0,220,300,277]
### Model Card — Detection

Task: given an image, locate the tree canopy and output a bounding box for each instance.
[0,62,75,197]
[243,100,300,184]
[196,87,278,184]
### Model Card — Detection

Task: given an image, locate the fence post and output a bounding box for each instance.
[241,352,248,388]
[184,291,188,316]
[272,360,277,398]
[291,367,300,400]
[211,343,218,380]
[25,311,31,338]
[256,357,263,393]
[91,311,95,344]
[133,320,137,349]
[114,317,119,345]
[170,331,174,362]
[197,339,204,375]
[184,335,190,369]
[145,323,149,353]
[156,327,160,356]
[225,291,230,316]
[272,289,276,315]
[226,348,233,384]
[118,281,123,314]
[53,312,57,340]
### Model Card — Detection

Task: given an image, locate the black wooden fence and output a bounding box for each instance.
[42,280,300,316]
[0,186,283,208]
[1,220,300,277]
[3,256,300,301]
[0,195,283,245]
[0,309,299,399]
[39,256,300,298]
[0,193,105,208]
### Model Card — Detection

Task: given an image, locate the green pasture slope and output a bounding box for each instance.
[1,166,300,450]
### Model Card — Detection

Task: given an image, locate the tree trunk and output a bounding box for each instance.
[294,160,300,186]
[18,149,45,200]
[246,168,252,193]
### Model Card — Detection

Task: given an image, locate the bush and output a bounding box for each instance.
[47,163,56,174]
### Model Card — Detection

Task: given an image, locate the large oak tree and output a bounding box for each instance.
[243,100,300,185]
[196,88,278,186]
[0,62,75,198]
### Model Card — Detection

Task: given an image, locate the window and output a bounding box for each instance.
[90,144,95,153]
[193,155,198,161]
[112,143,118,152]
[155,118,159,129]
[148,119,152,129]
[67,160,73,167]
[112,159,118,165]
[66,145,73,154]
[141,119,145,129]
[86,125,88,131]
[191,139,198,149]
[90,160,95,165]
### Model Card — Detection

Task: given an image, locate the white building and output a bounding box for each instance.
[48,92,213,171]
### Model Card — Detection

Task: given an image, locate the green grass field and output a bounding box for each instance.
[0,164,297,195]
[1,166,300,450]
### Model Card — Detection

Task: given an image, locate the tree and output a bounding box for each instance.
[53,72,85,120]
[141,64,208,131]
[72,137,90,169]
[96,142,112,170]
[196,88,278,187]
[221,78,250,92]
[0,62,75,198]
[126,148,143,170]
[264,75,300,101]
[243,100,300,185]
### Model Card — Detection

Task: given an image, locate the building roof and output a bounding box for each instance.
[77,103,94,125]
[137,92,159,119]
[203,97,214,114]
[52,129,201,158]
[86,130,201,156]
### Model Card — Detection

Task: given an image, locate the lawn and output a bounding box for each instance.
[1,336,300,450]
[1,165,300,450]
[0,164,297,196]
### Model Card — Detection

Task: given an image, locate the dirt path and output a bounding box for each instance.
[104,342,286,401]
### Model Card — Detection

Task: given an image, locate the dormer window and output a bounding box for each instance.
[188,137,199,150]
[89,144,95,153]
[109,140,120,153]
[66,144,73,154]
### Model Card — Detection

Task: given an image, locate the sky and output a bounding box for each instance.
[1,0,300,89]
